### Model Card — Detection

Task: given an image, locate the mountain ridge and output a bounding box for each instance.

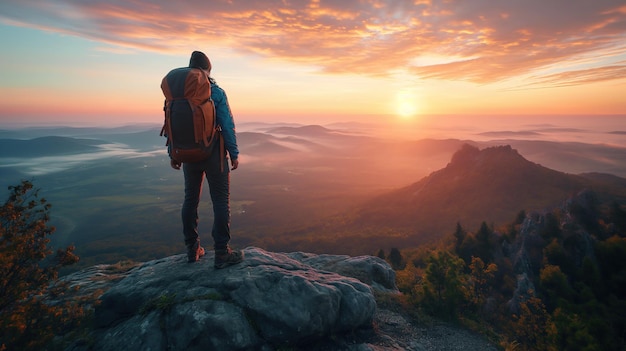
[266,143,626,254]
[0,136,105,157]
[351,144,623,238]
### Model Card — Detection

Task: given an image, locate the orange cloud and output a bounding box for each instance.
[1,0,625,85]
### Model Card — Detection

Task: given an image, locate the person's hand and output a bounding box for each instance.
[231,158,239,170]
[170,159,181,170]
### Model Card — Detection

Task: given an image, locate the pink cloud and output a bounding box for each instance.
[1,0,625,85]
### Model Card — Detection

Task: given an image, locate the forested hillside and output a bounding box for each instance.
[391,189,626,350]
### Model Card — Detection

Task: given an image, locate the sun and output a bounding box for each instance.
[394,90,419,119]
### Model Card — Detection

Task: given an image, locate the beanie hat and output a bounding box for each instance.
[189,51,211,72]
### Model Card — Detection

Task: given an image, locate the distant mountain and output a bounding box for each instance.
[269,144,626,254]
[349,144,626,242]
[237,121,303,132]
[267,125,334,136]
[237,131,324,155]
[266,125,362,142]
[83,128,163,151]
[0,136,105,157]
[481,139,626,177]
[0,124,161,139]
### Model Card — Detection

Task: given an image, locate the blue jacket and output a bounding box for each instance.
[211,79,239,161]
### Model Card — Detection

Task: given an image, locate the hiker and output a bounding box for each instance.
[161,50,243,269]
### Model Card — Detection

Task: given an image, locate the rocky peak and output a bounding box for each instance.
[352,143,590,241]
[448,144,525,171]
[449,143,481,166]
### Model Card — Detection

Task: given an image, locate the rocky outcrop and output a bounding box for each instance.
[64,247,397,351]
[504,190,602,314]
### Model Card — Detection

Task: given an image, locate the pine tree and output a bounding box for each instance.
[468,256,497,311]
[474,221,493,263]
[388,247,403,269]
[453,222,466,252]
[421,250,467,319]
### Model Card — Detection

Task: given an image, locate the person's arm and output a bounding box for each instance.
[212,83,240,169]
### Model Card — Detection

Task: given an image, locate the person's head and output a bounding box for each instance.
[189,51,211,73]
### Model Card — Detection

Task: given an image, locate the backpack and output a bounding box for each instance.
[160,67,218,163]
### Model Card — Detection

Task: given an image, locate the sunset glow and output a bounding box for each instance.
[394,90,420,120]
[0,1,624,127]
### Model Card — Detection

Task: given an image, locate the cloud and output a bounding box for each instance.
[529,63,626,87]
[1,0,625,86]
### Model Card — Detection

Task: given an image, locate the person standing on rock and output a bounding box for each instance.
[161,50,244,269]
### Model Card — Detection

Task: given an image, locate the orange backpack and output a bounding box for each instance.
[160,67,218,163]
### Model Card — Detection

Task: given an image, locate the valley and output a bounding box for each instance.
[1,123,625,271]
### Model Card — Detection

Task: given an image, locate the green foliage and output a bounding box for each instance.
[552,309,603,351]
[455,222,495,266]
[140,293,177,314]
[543,239,574,276]
[468,257,497,311]
[420,250,467,319]
[540,265,574,310]
[0,180,84,351]
[457,233,476,265]
[398,199,626,350]
[595,236,626,297]
[395,260,420,296]
[509,296,556,351]
[578,256,600,295]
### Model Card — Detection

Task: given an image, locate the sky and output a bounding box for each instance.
[0,0,625,127]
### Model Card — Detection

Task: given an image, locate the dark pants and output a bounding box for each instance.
[181,146,231,251]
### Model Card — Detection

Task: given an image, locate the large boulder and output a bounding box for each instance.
[66,247,396,350]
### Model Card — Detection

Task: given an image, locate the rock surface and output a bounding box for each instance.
[63,247,497,350]
[66,247,390,350]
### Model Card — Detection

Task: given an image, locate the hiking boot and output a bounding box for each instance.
[214,248,244,269]
[187,243,205,263]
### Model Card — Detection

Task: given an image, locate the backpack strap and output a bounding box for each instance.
[160,100,172,147]
[194,99,215,148]
[219,128,225,173]
[160,100,167,139]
